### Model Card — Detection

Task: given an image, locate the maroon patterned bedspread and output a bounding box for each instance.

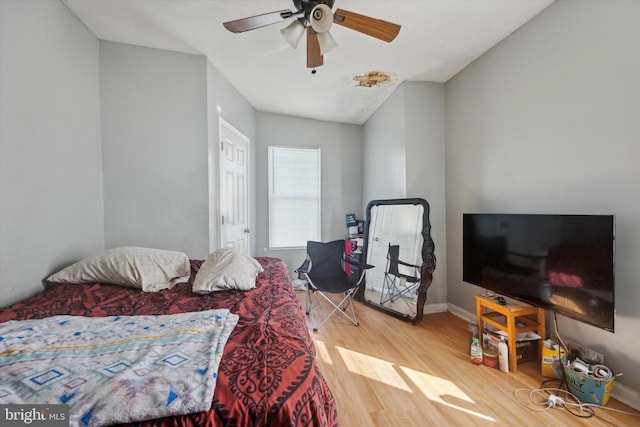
[0,257,338,427]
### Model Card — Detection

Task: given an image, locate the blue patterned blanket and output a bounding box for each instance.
[0,309,239,427]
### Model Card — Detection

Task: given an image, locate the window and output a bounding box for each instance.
[268,146,321,248]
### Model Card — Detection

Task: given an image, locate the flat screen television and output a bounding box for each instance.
[463,214,615,332]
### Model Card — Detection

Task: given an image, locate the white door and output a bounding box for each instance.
[366,204,423,290]
[219,118,250,253]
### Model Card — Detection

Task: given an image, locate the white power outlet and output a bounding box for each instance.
[563,339,605,363]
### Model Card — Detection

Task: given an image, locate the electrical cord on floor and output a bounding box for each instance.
[544,315,640,425]
[514,381,640,426]
[513,386,590,414]
[512,314,640,424]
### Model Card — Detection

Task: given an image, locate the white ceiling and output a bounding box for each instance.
[63,0,554,125]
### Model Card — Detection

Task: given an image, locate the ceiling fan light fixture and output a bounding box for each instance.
[280,18,305,49]
[224,2,401,70]
[317,31,338,55]
[310,4,333,33]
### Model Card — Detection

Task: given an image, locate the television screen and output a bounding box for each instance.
[463,214,615,332]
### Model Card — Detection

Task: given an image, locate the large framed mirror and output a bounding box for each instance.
[355,198,436,323]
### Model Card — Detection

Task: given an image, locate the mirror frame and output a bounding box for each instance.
[355,198,436,323]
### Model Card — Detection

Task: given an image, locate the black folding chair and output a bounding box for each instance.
[380,244,421,309]
[296,240,374,332]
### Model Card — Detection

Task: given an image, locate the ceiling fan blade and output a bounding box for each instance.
[333,8,401,42]
[223,9,295,33]
[307,27,324,69]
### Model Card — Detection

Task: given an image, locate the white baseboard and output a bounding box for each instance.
[446,302,475,322]
[424,302,449,314]
[610,382,640,412]
[444,303,640,411]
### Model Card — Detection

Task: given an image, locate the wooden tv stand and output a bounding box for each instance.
[476,295,545,373]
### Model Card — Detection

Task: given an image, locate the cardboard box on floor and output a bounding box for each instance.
[482,328,540,364]
[541,338,566,378]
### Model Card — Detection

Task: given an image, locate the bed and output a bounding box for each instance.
[0,255,338,427]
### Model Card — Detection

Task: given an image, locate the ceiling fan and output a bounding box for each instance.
[223,0,401,71]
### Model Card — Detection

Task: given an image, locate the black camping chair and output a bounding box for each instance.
[380,244,421,309]
[296,240,374,332]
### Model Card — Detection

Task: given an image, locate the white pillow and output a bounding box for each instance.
[47,247,191,292]
[193,247,263,294]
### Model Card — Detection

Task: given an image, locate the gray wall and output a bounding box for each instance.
[446,0,640,401]
[0,2,260,309]
[206,62,257,255]
[0,0,104,307]
[362,82,448,308]
[362,87,406,202]
[100,41,209,258]
[100,42,257,259]
[255,112,364,277]
[403,82,447,307]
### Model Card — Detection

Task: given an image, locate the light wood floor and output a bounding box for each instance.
[298,292,640,426]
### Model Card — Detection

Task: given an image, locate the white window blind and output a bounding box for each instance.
[268,146,321,248]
